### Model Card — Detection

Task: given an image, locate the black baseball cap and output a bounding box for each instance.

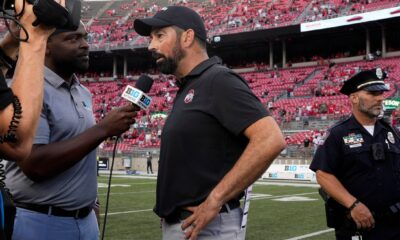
[134,6,207,41]
[340,68,390,95]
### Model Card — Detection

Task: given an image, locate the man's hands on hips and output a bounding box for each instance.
[181,196,223,240]
[350,202,375,231]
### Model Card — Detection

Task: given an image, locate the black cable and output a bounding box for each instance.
[100,136,119,240]
[3,16,29,42]
[0,158,13,199]
[1,0,30,42]
[0,96,21,144]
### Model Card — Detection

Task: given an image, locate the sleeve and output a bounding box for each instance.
[309,129,343,174]
[211,70,270,136]
[33,103,50,145]
[0,73,13,110]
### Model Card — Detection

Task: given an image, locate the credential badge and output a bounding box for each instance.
[184,89,195,104]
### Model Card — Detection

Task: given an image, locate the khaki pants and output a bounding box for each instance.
[162,208,245,240]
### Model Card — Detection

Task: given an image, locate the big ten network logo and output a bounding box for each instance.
[122,86,152,109]
[284,165,297,172]
[139,94,152,108]
[294,173,305,179]
[268,173,278,178]
[126,87,141,99]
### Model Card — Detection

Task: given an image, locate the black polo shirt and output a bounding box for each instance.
[155,56,269,218]
[0,73,13,110]
[310,115,400,212]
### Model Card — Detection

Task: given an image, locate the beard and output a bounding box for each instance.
[55,57,89,74]
[74,60,90,74]
[358,97,382,118]
[153,43,185,75]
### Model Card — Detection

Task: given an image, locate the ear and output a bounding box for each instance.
[181,29,196,48]
[45,45,52,57]
[45,37,53,56]
[349,93,358,105]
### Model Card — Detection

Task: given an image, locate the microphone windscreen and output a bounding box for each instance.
[135,75,154,93]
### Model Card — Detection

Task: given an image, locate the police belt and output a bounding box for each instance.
[164,200,240,224]
[372,202,400,219]
[16,202,92,219]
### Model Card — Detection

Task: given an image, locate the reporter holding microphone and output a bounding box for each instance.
[3,19,144,239]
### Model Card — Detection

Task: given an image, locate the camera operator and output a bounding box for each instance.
[0,0,65,162]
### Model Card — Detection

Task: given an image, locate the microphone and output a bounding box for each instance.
[121,75,154,110]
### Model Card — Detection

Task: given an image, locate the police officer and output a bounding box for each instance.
[310,68,400,240]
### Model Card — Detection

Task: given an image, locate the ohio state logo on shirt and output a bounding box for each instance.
[184,89,195,103]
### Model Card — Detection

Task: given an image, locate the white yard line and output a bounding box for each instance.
[284,228,334,240]
[103,174,321,188]
[102,174,157,180]
[255,181,320,188]
[100,208,153,216]
[98,181,156,186]
[252,191,319,201]
[102,192,319,216]
[97,190,155,196]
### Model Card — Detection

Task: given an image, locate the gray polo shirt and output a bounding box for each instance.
[6,67,97,210]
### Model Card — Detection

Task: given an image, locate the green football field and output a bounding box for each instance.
[97,175,336,240]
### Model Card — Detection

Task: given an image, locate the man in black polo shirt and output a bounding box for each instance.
[134,6,286,240]
[310,68,400,239]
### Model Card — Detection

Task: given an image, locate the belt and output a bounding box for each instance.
[16,202,92,219]
[164,200,240,224]
[373,202,400,219]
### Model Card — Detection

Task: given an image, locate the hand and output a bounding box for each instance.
[0,21,20,61]
[15,0,66,39]
[97,104,137,137]
[350,202,375,231]
[181,197,223,240]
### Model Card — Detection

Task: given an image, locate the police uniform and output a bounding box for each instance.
[310,68,400,240]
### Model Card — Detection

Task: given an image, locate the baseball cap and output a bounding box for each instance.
[134,6,207,41]
[340,68,390,95]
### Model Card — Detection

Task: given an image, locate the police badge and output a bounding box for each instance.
[376,68,383,79]
[387,132,395,144]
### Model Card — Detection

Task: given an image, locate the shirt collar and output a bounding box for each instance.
[348,114,388,135]
[44,66,80,89]
[176,56,222,88]
[348,115,362,130]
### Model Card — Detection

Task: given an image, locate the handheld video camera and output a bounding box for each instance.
[0,0,14,10]
[0,0,81,30]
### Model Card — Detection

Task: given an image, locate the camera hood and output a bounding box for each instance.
[27,0,81,30]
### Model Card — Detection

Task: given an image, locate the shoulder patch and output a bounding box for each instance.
[320,130,330,145]
[319,116,352,146]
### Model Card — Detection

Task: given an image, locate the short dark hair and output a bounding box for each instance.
[195,37,206,50]
[172,26,206,50]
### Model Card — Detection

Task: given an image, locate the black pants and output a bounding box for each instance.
[147,162,153,174]
[335,216,400,240]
